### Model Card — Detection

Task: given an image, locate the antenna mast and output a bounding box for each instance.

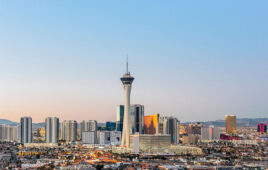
[126,55,129,74]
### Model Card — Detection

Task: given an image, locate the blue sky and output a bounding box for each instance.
[0,1,267,122]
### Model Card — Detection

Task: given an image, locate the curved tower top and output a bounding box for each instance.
[120,59,134,85]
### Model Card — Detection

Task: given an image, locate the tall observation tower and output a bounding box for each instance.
[120,59,134,147]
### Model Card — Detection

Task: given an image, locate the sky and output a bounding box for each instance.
[0,1,267,123]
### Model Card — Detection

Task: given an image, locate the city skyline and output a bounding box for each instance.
[0,1,268,123]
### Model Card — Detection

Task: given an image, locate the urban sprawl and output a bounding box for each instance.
[0,65,267,169]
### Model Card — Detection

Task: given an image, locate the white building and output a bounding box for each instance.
[82,131,96,144]
[7,125,18,142]
[0,125,19,142]
[61,120,77,142]
[20,117,32,143]
[99,131,121,145]
[79,120,97,139]
[45,117,59,143]
[201,126,220,141]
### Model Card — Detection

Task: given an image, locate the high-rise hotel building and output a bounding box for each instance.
[20,117,32,143]
[0,125,19,142]
[116,105,124,132]
[144,114,159,135]
[225,114,237,134]
[80,120,98,144]
[257,123,267,133]
[116,104,144,134]
[61,120,77,142]
[159,116,180,144]
[45,117,59,143]
[80,120,97,135]
[201,125,220,141]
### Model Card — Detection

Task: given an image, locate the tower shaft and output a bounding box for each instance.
[120,59,134,148]
[121,84,132,147]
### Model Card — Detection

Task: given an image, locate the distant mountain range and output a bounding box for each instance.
[0,118,267,129]
[185,118,268,127]
[0,119,45,129]
[0,119,18,126]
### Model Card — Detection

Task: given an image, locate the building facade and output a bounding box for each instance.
[130,104,144,134]
[116,104,144,134]
[130,134,171,153]
[20,117,32,144]
[79,120,97,143]
[80,120,97,136]
[99,131,121,145]
[106,121,116,131]
[0,125,18,142]
[45,117,59,143]
[257,123,267,133]
[182,134,199,144]
[225,115,237,134]
[61,120,77,142]
[82,131,97,144]
[189,123,203,135]
[159,116,180,144]
[144,114,159,135]
[116,105,124,132]
[201,126,221,141]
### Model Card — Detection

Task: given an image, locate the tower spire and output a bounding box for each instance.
[126,55,129,74]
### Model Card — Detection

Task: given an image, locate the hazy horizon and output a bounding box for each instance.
[0,1,267,122]
[1,117,268,124]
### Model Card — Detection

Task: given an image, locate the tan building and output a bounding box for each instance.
[130,134,171,153]
[225,114,237,134]
[24,143,58,148]
[182,134,199,144]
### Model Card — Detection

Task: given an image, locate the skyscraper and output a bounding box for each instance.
[120,60,134,147]
[80,120,98,143]
[60,122,65,140]
[79,120,98,137]
[225,114,237,134]
[201,126,220,141]
[116,105,124,132]
[106,121,116,131]
[0,125,18,142]
[130,104,144,134]
[88,120,98,132]
[61,120,77,142]
[80,120,98,132]
[45,117,59,143]
[20,117,32,144]
[159,116,180,144]
[116,104,144,134]
[79,121,86,139]
[144,114,159,135]
[257,123,267,133]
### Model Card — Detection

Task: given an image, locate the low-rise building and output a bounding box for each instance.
[82,131,97,144]
[182,134,199,144]
[98,131,121,145]
[130,134,171,153]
